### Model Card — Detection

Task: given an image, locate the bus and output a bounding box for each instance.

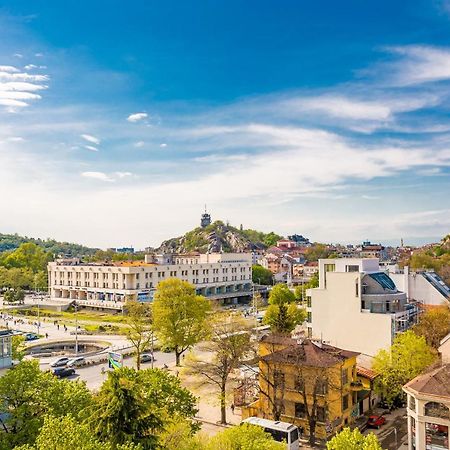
[242,417,300,449]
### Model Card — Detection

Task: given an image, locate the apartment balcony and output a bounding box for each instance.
[361,292,407,313]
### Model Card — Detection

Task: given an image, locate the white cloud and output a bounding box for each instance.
[0,65,19,73]
[13,53,23,58]
[81,171,113,182]
[34,53,44,57]
[115,171,133,178]
[24,64,37,70]
[127,112,148,122]
[160,143,167,148]
[84,145,99,152]
[134,141,145,148]
[386,45,450,85]
[6,136,25,143]
[81,134,101,145]
[0,71,48,82]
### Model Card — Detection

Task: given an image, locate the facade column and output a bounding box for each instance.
[407,414,412,450]
[415,418,425,450]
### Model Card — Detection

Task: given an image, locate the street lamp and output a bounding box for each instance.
[74,301,78,355]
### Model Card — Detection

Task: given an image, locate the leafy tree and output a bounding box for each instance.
[3,287,25,304]
[184,315,252,424]
[263,284,306,333]
[305,244,331,261]
[294,272,319,301]
[12,334,26,361]
[326,427,382,450]
[125,300,153,370]
[153,279,211,366]
[90,367,198,449]
[15,415,142,450]
[90,368,163,449]
[206,423,285,450]
[0,267,34,290]
[373,330,436,407]
[0,360,93,448]
[413,306,450,349]
[252,265,273,285]
[0,243,52,273]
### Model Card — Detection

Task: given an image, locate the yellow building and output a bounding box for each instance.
[243,334,360,443]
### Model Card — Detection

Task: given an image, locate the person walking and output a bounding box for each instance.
[231,403,235,415]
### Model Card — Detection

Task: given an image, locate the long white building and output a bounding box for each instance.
[48,252,253,310]
[306,258,419,357]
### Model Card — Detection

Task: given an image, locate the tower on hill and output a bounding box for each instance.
[200,206,211,228]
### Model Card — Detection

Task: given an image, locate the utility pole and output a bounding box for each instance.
[75,301,78,355]
[150,329,154,370]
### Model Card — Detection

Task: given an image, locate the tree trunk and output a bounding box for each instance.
[136,350,141,370]
[175,349,181,367]
[308,418,316,447]
[220,385,227,424]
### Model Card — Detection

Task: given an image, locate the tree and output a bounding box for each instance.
[252,265,273,285]
[184,315,252,424]
[3,287,25,304]
[0,360,93,448]
[263,284,306,334]
[373,330,436,407]
[413,305,450,349]
[153,279,211,366]
[15,415,142,450]
[12,334,26,361]
[125,300,153,370]
[90,367,198,449]
[206,423,285,449]
[294,272,319,301]
[326,427,382,450]
[305,244,331,261]
[90,368,163,449]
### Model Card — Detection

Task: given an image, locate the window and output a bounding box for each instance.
[342,394,349,411]
[324,264,335,272]
[307,312,312,323]
[317,406,326,422]
[408,395,416,412]
[295,377,304,392]
[307,296,312,308]
[295,402,306,418]
[273,370,285,386]
[341,368,348,386]
[346,265,359,272]
[355,282,359,297]
[316,379,327,395]
[424,402,450,419]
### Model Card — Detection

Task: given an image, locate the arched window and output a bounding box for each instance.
[424,402,450,419]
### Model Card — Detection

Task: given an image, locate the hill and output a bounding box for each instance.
[0,233,98,257]
[157,221,282,254]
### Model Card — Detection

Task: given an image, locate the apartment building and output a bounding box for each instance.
[307,258,419,357]
[48,252,252,310]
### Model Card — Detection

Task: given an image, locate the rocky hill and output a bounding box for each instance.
[157,221,282,254]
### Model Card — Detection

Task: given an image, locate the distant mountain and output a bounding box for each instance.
[157,221,282,254]
[0,233,98,257]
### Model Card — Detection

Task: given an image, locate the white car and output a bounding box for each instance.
[67,357,85,368]
[50,357,70,368]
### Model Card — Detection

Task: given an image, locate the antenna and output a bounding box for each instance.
[204,204,207,214]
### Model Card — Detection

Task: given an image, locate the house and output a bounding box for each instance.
[242,334,360,442]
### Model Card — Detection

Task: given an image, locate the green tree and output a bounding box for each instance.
[90,368,163,449]
[326,427,382,450]
[0,360,93,448]
[305,244,331,261]
[206,423,285,450]
[294,272,319,301]
[413,306,450,349]
[0,243,52,273]
[184,315,252,424]
[373,330,436,407]
[12,334,26,361]
[252,265,273,285]
[125,300,153,370]
[263,284,306,333]
[15,415,142,450]
[153,279,211,366]
[3,287,25,304]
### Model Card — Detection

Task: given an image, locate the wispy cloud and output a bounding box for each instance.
[127,112,148,122]
[84,145,99,152]
[81,171,113,182]
[81,133,100,145]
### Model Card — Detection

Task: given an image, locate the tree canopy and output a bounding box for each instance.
[153,279,211,366]
[373,330,436,407]
[252,265,273,285]
[263,284,306,333]
[413,305,450,349]
[326,427,382,450]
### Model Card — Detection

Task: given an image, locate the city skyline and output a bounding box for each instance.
[1,1,449,248]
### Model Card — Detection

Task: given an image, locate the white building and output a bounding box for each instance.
[385,265,450,306]
[306,258,419,357]
[48,252,253,310]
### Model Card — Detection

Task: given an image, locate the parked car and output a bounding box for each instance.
[140,353,155,363]
[67,357,85,367]
[24,332,39,341]
[50,357,70,368]
[52,367,75,378]
[366,415,386,429]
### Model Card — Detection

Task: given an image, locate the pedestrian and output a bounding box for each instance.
[57,324,60,330]
[231,403,235,414]
[45,332,48,339]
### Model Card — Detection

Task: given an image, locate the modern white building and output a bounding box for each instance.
[385,265,450,306]
[306,258,419,357]
[48,252,253,310]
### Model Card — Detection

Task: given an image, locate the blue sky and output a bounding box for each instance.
[0,1,449,248]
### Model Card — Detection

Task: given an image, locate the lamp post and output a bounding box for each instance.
[74,301,78,355]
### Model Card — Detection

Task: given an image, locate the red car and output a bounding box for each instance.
[366,415,386,429]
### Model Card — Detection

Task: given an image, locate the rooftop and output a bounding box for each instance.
[404,364,450,398]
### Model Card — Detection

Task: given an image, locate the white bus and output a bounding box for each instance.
[242,417,300,449]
